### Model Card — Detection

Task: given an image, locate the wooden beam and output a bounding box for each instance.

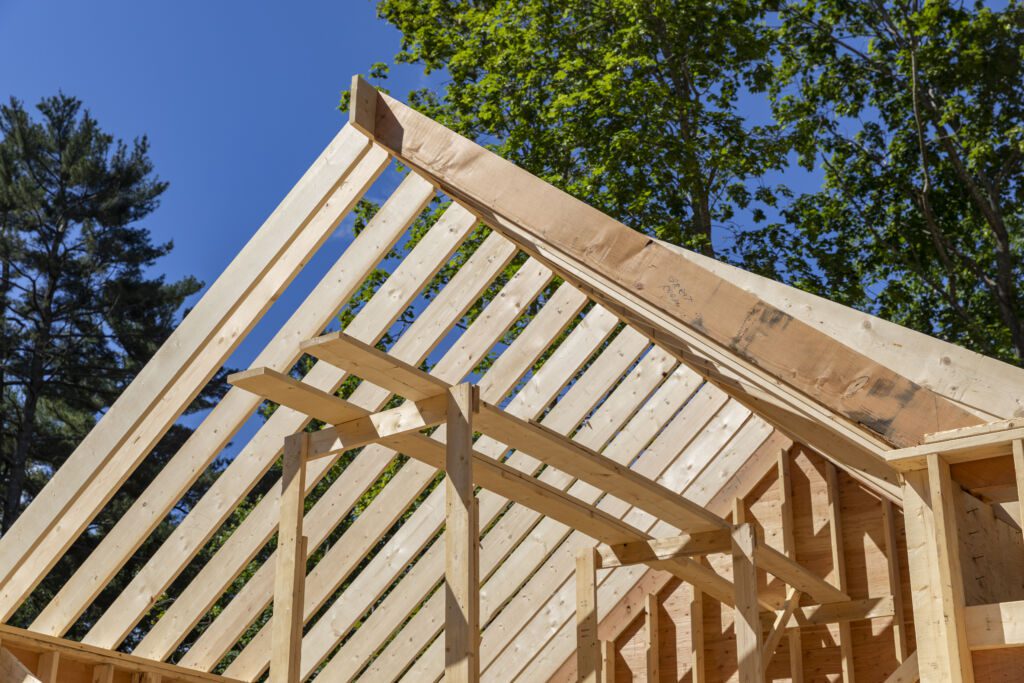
[690,588,705,683]
[1,646,40,683]
[883,652,919,683]
[881,498,909,661]
[595,531,732,568]
[445,383,480,683]
[0,624,240,683]
[645,593,660,683]
[383,431,739,606]
[762,591,801,674]
[0,124,381,613]
[36,652,58,683]
[576,548,601,683]
[35,171,436,644]
[903,456,974,682]
[778,448,804,683]
[732,523,763,683]
[477,402,728,533]
[965,599,1024,649]
[888,425,1024,471]
[306,394,447,458]
[91,665,113,683]
[351,81,981,468]
[349,74,377,137]
[1013,439,1024,507]
[302,331,449,400]
[600,639,616,683]
[269,433,308,683]
[826,463,855,681]
[227,367,367,424]
[788,595,895,627]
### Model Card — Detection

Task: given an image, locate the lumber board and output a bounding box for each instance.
[268,434,307,683]
[83,190,475,651]
[965,599,1024,650]
[595,531,733,568]
[183,249,550,674]
[0,136,387,621]
[176,232,528,669]
[227,302,621,681]
[302,330,449,400]
[576,548,601,683]
[444,384,480,683]
[29,171,435,638]
[350,79,984,478]
[0,624,239,683]
[515,427,791,682]
[226,367,366,424]
[732,523,763,683]
[355,334,676,681]
[644,593,660,682]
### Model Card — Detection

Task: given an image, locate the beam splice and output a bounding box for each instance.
[302,331,449,400]
[445,383,480,683]
[228,367,367,424]
[596,531,731,568]
[576,547,600,683]
[269,432,308,683]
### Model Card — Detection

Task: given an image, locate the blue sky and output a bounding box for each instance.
[0,0,437,368]
[0,1,444,448]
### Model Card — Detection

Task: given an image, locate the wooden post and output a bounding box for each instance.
[690,587,705,683]
[576,547,601,683]
[600,639,616,683]
[92,664,114,683]
[826,463,855,682]
[731,523,762,683]
[36,651,59,683]
[645,592,660,682]
[778,448,804,682]
[902,455,973,682]
[1012,439,1024,514]
[881,499,908,662]
[445,383,479,683]
[270,432,309,683]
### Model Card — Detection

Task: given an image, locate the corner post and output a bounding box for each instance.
[445,383,480,682]
[902,454,973,682]
[270,432,309,683]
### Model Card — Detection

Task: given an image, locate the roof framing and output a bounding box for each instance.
[0,76,1020,683]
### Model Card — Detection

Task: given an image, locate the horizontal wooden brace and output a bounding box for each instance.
[596,531,732,568]
[887,424,1024,471]
[0,623,237,683]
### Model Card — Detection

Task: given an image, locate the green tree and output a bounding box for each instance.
[363,0,1024,366]
[365,0,789,255]
[0,94,218,534]
[736,0,1024,365]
